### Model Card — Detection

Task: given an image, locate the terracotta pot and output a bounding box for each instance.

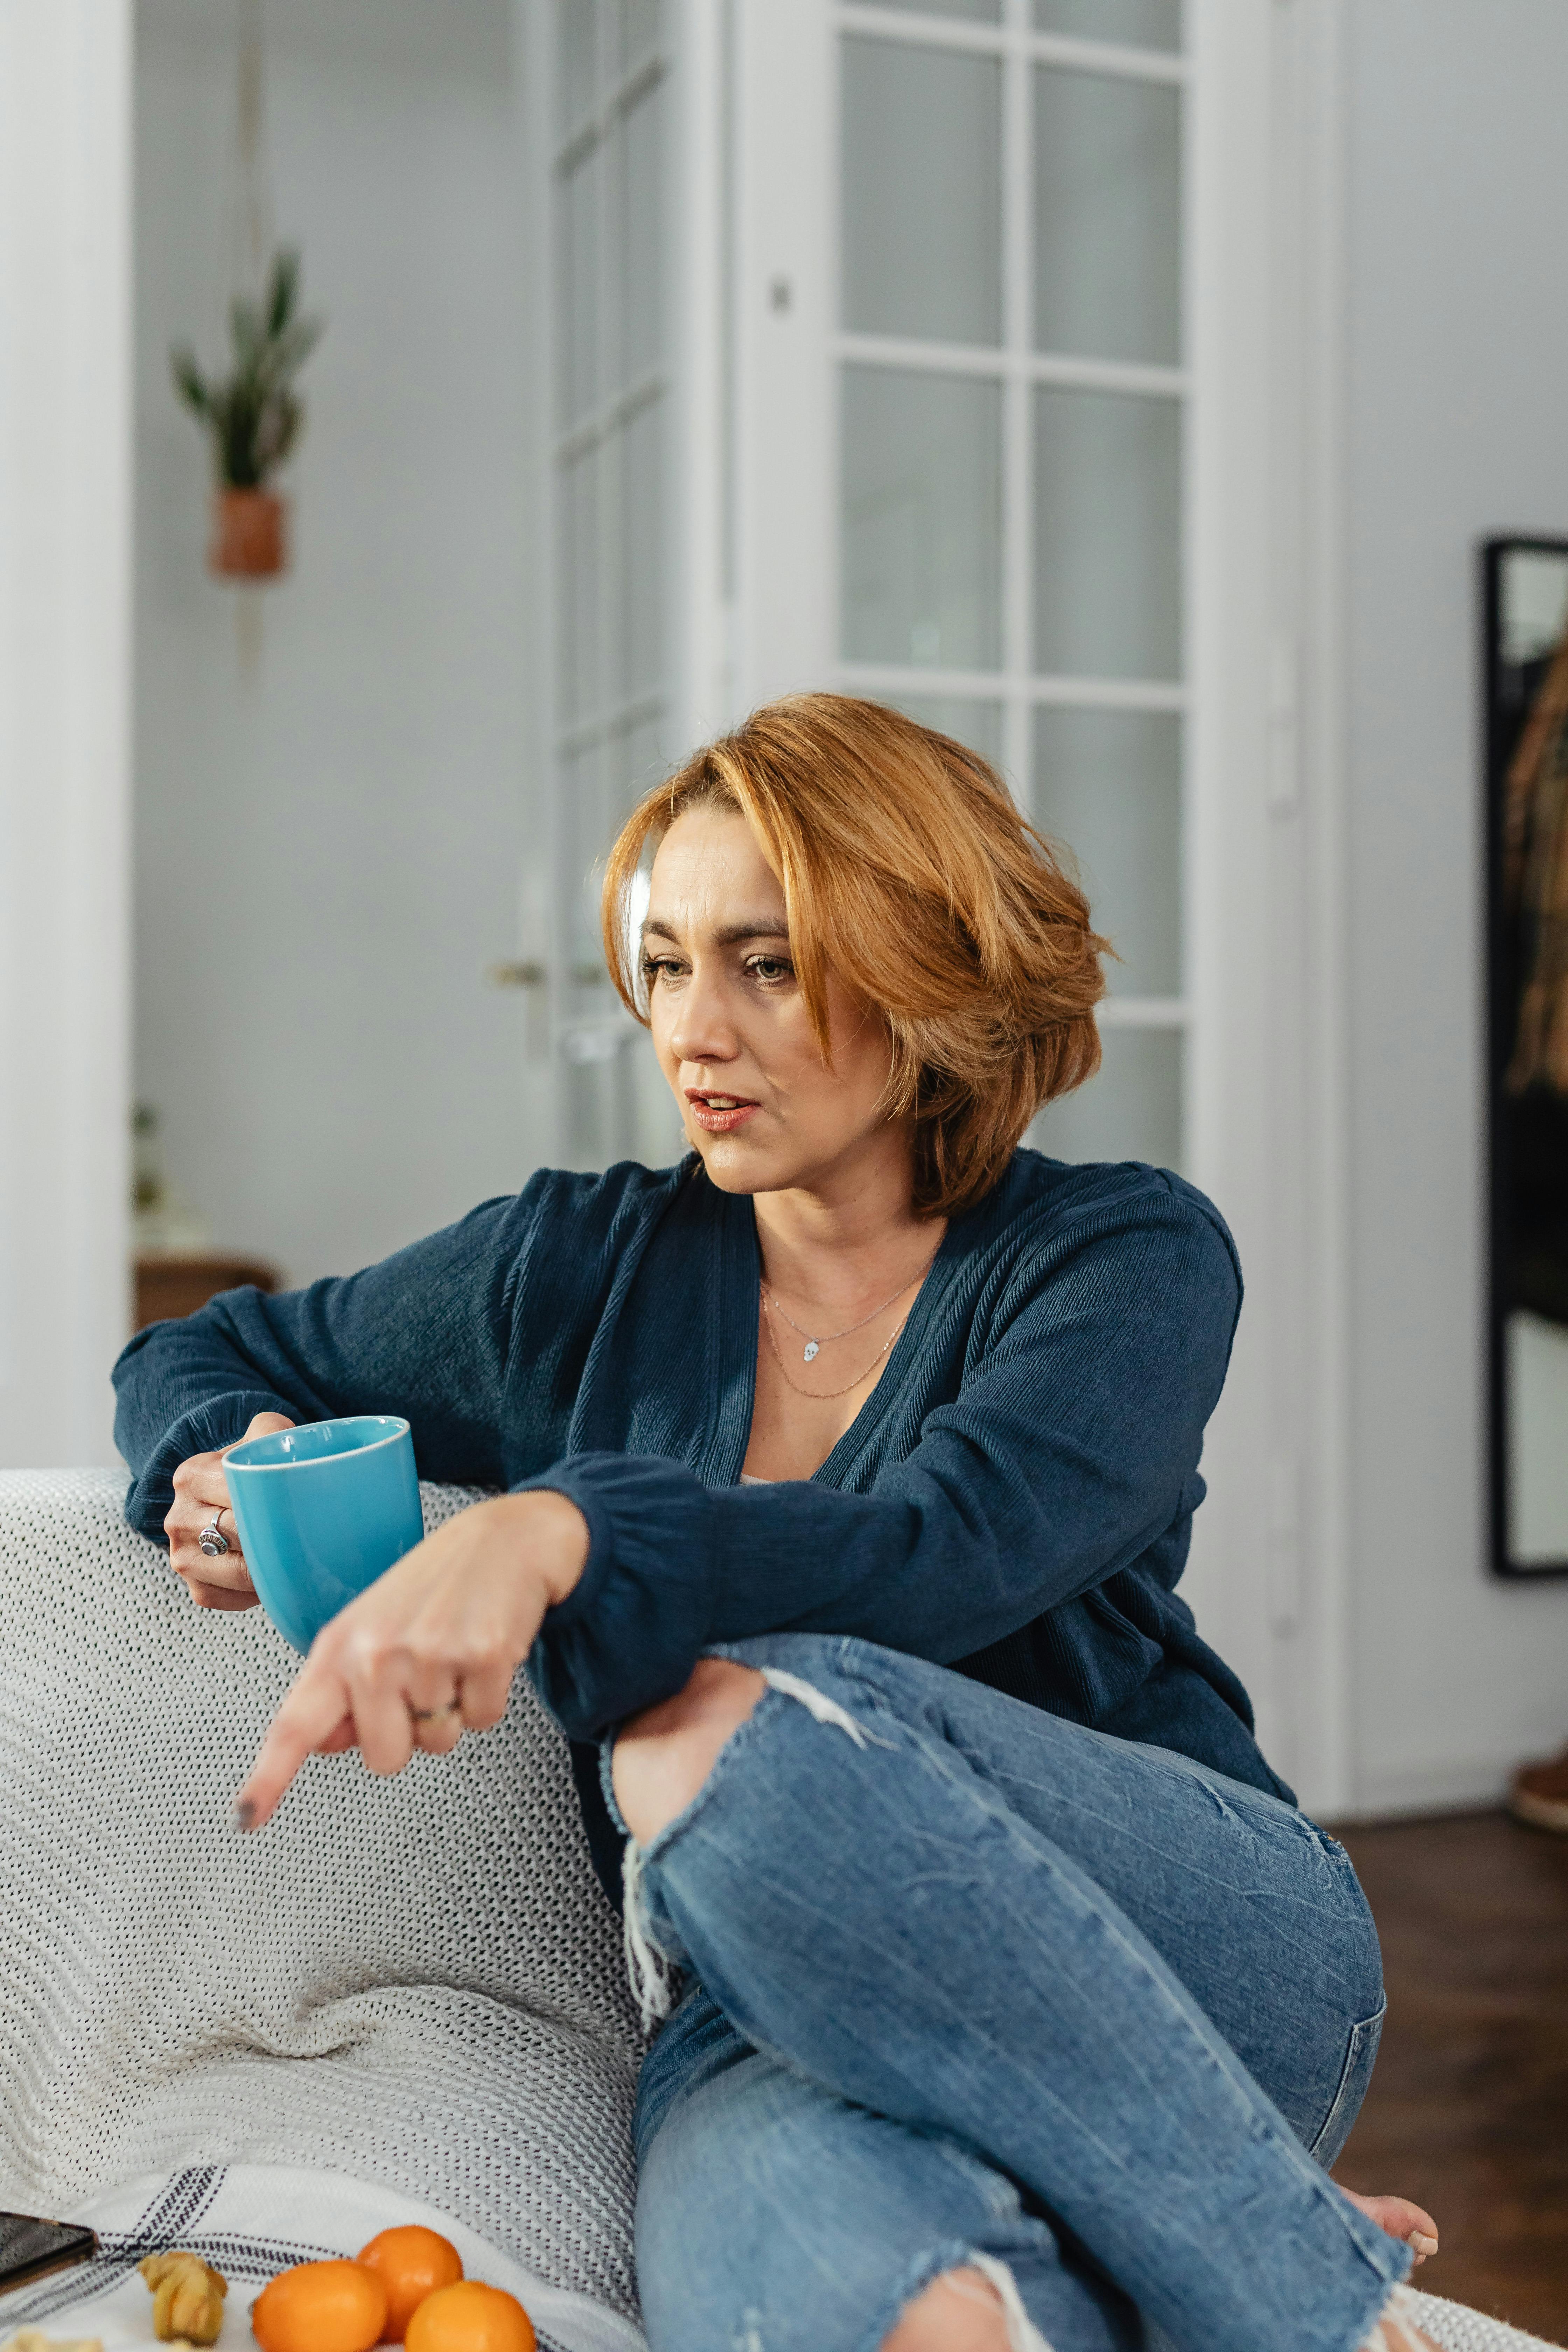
[210,487,287,579]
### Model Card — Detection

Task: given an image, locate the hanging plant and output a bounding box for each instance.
[171,248,323,581]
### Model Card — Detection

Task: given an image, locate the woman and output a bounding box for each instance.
[115,697,1439,2352]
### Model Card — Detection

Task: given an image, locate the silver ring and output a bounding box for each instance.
[198,1514,230,1559]
[410,1700,462,1725]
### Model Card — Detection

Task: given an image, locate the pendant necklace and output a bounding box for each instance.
[759,1258,934,1364]
[760,1288,911,1399]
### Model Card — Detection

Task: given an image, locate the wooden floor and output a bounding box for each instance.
[1330,1810,1568,2344]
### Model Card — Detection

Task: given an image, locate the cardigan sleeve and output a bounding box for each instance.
[112,1192,531,1544]
[524,1188,1242,1740]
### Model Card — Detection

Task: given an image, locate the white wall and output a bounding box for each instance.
[1343,0,1568,1811]
[134,0,549,1292]
[0,1,132,1469]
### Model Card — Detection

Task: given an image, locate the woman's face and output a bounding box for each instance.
[642,805,904,1198]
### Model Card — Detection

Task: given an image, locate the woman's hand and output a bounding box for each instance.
[164,1411,297,1609]
[232,1489,590,1830]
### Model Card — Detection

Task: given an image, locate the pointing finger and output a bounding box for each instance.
[233,1666,354,1830]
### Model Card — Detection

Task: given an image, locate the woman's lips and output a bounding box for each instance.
[686,1092,760,1135]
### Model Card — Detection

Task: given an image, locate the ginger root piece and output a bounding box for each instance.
[2,2331,104,2352]
[138,2251,227,2346]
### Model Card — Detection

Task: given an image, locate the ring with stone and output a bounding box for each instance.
[198,1514,230,1558]
[410,1699,462,1725]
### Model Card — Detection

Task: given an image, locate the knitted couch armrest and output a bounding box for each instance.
[0,1469,640,2322]
[1408,2292,1565,2352]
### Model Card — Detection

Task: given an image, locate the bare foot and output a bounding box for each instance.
[1341,2189,1440,2264]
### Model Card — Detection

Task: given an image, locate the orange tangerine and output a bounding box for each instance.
[405,2280,536,2352]
[357,2227,464,2343]
[250,2258,387,2352]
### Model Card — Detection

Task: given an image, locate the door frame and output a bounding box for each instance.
[1185,0,1354,1812]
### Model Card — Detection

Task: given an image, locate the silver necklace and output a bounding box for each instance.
[759,1259,933,1363]
[760,1289,911,1398]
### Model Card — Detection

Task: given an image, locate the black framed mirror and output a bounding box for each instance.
[1484,536,1568,1578]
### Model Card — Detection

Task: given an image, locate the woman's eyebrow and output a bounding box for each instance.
[714,920,791,946]
[641,916,791,946]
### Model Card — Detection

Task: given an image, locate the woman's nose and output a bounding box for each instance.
[666,965,738,1067]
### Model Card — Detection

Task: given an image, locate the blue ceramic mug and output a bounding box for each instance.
[222,1415,425,1654]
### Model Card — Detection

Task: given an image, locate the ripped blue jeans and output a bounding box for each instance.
[604,1634,1406,2352]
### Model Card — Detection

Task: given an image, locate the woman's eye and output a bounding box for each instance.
[746,956,794,984]
[641,954,682,984]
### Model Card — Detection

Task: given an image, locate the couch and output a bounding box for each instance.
[0,1472,1555,2352]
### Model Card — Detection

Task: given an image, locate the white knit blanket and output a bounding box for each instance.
[1407,2296,1564,2352]
[0,1472,642,2345]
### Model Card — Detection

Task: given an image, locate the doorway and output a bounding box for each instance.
[132,0,551,1298]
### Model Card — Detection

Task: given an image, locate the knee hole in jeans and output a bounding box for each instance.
[611,1658,767,1846]
[882,2259,1051,2352]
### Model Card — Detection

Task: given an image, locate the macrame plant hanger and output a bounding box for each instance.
[228,0,274,676]
[173,0,320,659]
[232,0,273,299]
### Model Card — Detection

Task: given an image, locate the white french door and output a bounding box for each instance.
[545,0,1193,1181]
[723,0,1190,1170]
[541,0,1353,1805]
[836,0,1188,1172]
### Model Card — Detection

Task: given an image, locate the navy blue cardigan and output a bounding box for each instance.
[113,1149,1290,1893]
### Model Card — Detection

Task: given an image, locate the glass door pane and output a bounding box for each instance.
[558,2,598,133]
[842,38,1002,345]
[1029,1027,1183,1167]
[1034,0,1181,50]
[1033,708,1181,996]
[1034,66,1181,364]
[858,0,1002,18]
[558,444,600,728]
[556,140,603,425]
[841,367,1003,668]
[550,0,676,1169]
[1033,384,1181,679]
[880,694,1005,770]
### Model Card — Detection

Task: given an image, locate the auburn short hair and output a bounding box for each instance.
[601,693,1107,1217]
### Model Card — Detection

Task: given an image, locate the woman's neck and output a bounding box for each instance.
[750,1130,945,1317]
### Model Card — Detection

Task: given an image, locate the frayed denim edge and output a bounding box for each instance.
[617,1665,903,2030]
[612,1681,819,2031]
